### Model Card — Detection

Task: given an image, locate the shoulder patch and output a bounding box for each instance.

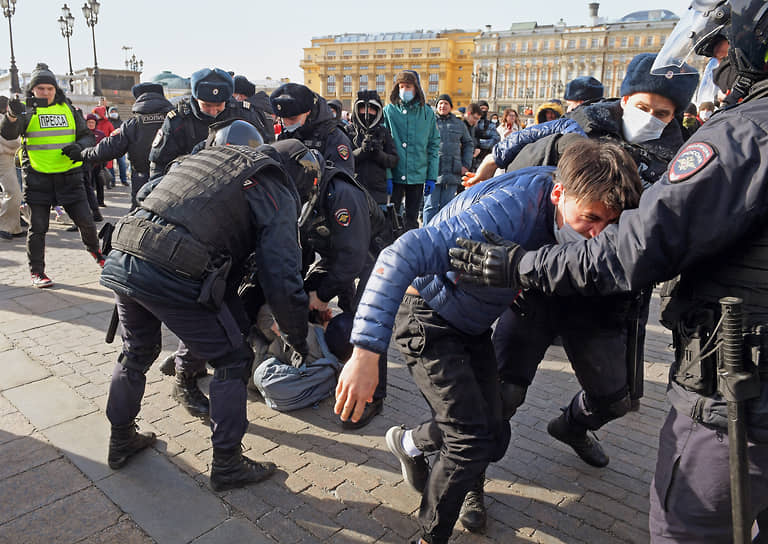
[167,109,177,119]
[151,128,164,149]
[668,142,716,183]
[337,144,350,161]
[334,208,351,227]
[242,101,251,109]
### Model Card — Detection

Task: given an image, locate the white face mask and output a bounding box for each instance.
[621,105,669,144]
[699,110,713,121]
[553,205,587,244]
[109,112,118,119]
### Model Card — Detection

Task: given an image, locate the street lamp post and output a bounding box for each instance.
[82,0,100,96]
[125,53,142,73]
[1,0,20,94]
[58,4,75,92]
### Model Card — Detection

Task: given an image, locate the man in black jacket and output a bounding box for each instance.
[101,142,315,491]
[78,83,172,208]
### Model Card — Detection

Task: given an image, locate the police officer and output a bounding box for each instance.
[0,62,104,288]
[149,68,271,177]
[100,140,317,491]
[232,75,275,145]
[471,100,500,171]
[74,83,173,209]
[270,82,355,176]
[450,1,768,539]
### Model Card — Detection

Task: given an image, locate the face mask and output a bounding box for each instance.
[700,110,713,121]
[399,89,414,103]
[553,212,587,245]
[330,110,337,118]
[621,104,668,144]
[714,57,737,92]
[283,121,303,133]
[109,112,118,119]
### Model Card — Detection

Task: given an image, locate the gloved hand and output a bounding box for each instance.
[386,178,393,195]
[424,180,435,196]
[61,143,83,162]
[449,229,526,289]
[290,349,307,369]
[361,135,375,153]
[461,171,479,187]
[7,97,25,118]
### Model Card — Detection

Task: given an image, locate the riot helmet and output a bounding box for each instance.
[352,90,383,130]
[206,119,265,148]
[267,139,324,225]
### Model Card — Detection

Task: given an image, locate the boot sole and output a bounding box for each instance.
[210,467,276,492]
[547,421,609,468]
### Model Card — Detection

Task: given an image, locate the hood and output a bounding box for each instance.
[351,96,383,130]
[248,90,273,114]
[132,92,174,115]
[308,93,333,125]
[534,101,565,124]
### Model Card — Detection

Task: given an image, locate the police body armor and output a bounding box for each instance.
[129,112,167,175]
[663,220,768,426]
[112,145,291,282]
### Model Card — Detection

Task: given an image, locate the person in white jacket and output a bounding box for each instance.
[0,96,23,240]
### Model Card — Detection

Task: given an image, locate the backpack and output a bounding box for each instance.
[253,325,343,412]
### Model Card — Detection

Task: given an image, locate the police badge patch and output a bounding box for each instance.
[337,144,350,160]
[334,208,351,227]
[669,142,715,183]
[152,128,164,149]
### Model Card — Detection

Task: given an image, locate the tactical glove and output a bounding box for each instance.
[61,143,83,162]
[449,229,525,289]
[8,97,25,117]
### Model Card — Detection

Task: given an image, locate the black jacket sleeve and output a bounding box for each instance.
[72,105,95,149]
[149,116,181,179]
[0,112,26,140]
[82,120,132,163]
[245,172,309,353]
[518,104,768,296]
[375,128,399,169]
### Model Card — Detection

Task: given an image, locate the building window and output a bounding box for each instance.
[326,75,336,94]
[412,47,422,55]
[343,50,353,58]
[393,64,403,70]
[567,39,576,49]
[428,73,439,94]
[579,38,587,48]
[343,66,353,71]
[645,36,654,46]
[521,42,528,52]
[459,49,465,55]
[660,36,666,45]
[429,64,440,69]
[376,49,386,56]
[376,74,386,94]
[327,66,337,71]
[359,74,368,91]
[458,76,462,82]
[479,72,489,83]
[430,47,440,54]
[531,41,538,51]
[411,64,422,69]
[608,37,616,48]
[542,41,549,51]
[591,38,600,48]
[359,49,369,56]
[343,75,352,94]
[634,36,641,47]
[479,88,489,98]
[359,65,369,71]
[376,65,386,70]
[327,51,336,58]
[510,42,517,52]
[458,65,463,70]
[394,48,404,56]
[621,36,628,47]
[605,67,612,80]
[555,40,561,50]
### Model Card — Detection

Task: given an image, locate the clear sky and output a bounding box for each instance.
[2,0,694,85]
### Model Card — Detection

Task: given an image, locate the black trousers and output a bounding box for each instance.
[28,200,99,274]
[394,294,510,544]
[391,182,424,231]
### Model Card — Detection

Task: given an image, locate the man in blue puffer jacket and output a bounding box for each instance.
[334,139,642,544]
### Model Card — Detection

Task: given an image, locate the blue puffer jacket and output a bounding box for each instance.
[351,167,557,353]
[493,118,585,168]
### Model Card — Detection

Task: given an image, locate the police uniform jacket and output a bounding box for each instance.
[0,96,94,206]
[278,94,355,176]
[101,147,309,353]
[346,122,398,205]
[149,97,271,177]
[517,84,768,440]
[82,91,173,176]
[435,113,474,186]
[351,167,557,354]
[303,171,371,305]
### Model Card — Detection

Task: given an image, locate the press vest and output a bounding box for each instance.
[24,102,81,173]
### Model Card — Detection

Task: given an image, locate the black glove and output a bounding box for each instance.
[8,98,25,117]
[61,143,83,162]
[290,347,308,368]
[449,229,525,289]
[361,135,375,153]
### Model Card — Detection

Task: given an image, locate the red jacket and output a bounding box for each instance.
[92,107,114,168]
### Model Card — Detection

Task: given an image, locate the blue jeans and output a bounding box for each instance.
[422,183,458,226]
[110,155,128,185]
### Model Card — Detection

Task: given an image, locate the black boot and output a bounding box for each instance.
[210,447,276,492]
[547,412,609,468]
[458,474,487,532]
[108,420,156,469]
[159,355,207,379]
[173,370,210,418]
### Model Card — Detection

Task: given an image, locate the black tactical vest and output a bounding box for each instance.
[142,145,289,264]
[129,112,167,174]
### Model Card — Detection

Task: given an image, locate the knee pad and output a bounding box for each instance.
[501,382,528,420]
[118,344,161,374]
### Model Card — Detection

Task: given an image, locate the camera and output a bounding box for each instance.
[26,97,50,109]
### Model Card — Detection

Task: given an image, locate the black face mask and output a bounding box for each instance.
[714,57,738,92]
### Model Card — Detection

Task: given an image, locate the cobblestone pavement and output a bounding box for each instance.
[0,183,674,543]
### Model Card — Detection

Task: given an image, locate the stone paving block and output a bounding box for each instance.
[0,457,91,524]
[3,376,96,430]
[0,349,50,391]
[257,509,313,543]
[335,507,387,542]
[0,410,35,443]
[0,486,120,544]
[191,517,274,544]
[371,504,419,539]
[0,394,16,417]
[96,449,227,544]
[0,433,60,480]
[79,518,154,544]
[43,411,113,482]
[222,487,273,522]
[291,502,342,540]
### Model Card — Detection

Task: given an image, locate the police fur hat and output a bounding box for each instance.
[620,53,699,113]
[436,93,453,108]
[27,63,59,91]
[234,75,255,97]
[132,82,165,99]
[190,68,233,103]
[564,76,604,102]
[270,83,315,118]
[390,70,425,106]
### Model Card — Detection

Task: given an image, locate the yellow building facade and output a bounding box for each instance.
[300,30,476,110]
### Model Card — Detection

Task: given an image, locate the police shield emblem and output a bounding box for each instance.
[669,142,715,183]
[337,144,350,161]
[334,208,351,227]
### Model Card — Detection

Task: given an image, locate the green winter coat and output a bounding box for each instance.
[383,100,440,185]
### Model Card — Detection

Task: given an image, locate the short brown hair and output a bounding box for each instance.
[466,103,482,116]
[556,139,642,212]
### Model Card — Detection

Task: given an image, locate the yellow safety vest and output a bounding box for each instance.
[24,101,82,173]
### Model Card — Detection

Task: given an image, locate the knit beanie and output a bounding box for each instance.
[436,93,453,107]
[620,53,699,112]
[27,63,59,91]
